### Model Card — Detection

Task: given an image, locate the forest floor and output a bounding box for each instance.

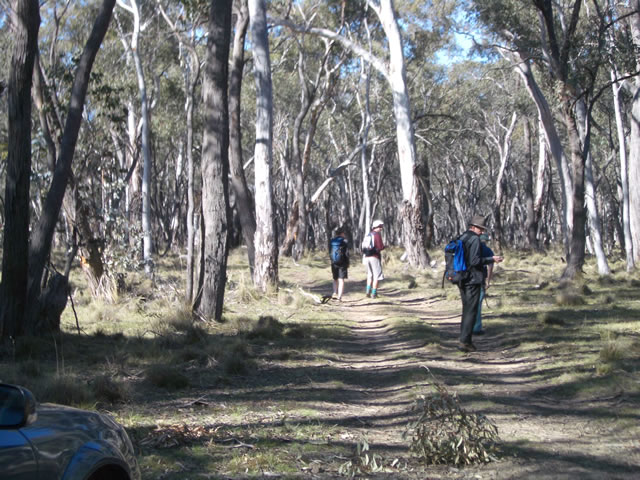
[4,249,640,479]
[126,251,640,479]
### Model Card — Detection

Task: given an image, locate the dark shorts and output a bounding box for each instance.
[331,264,348,280]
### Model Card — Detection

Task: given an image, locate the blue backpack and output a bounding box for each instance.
[330,237,348,266]
[443,235,467,285]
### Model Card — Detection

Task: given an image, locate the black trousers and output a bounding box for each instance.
[458,282,481,345]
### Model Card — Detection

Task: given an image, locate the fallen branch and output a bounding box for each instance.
[297,287,323,304]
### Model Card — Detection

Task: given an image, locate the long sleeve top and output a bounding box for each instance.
[460,230,493,285]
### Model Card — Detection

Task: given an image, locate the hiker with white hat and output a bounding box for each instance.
[361,220,385,299]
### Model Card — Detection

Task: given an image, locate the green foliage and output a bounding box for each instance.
[406,380,499,466]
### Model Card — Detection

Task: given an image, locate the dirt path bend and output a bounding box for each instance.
[316,288,640,480]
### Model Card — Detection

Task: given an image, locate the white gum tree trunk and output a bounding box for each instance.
[249,0,278,290]
[368,0,429,267]
[117,0,153,276]
[627,1,640,266]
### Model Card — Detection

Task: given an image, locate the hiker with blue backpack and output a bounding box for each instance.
[330,227,350,301]
[362,220,385,299]
[446,215,502,352]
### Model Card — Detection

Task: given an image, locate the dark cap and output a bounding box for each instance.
[469,215,487,230]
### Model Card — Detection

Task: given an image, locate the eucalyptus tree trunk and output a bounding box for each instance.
[125,101,138,245]
[370,0,429,267]
[185,72,197,302]
[117,0,153,276]
[522,118,541,250]
[532,121,548,249]
[287,47,312,261]
[358,58,373,235]
[611,71,634,270]
[193,0,232,320]
[627,1,640,266]
[229,0,256,271]
[532,0,590,280]
[249,0,278,291]
[510,52,573,254]
[486,112,517,251]
[0,0,40,339]
[576,99,610,275]
[561,95,587,280]
[356,20,374,237]
[157,1,203,302]
[25,0,116,333]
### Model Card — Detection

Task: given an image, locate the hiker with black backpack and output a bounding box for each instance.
[454,216,502,352]
[362,220,385,299]
[330,227,350,301]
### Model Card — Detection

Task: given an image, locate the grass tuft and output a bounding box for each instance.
[537,312,565,326]
[555,292,585,306]
[20,359,43,378]
[146,365,190,390]
[37,375,92,406]
[580,284,593,295]
[599,332,629,365]
[92,375,130,404]
[285,325,307,339]
[247,316,284,340]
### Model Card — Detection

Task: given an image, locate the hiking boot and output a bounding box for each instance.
[458,342,477,353]
[366,292,371,298]
[371,293,377,299]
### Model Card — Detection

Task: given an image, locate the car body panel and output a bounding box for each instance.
[0,384,140,480]
[0,429,38,479]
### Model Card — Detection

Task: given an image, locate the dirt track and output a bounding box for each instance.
[300,286,640,479]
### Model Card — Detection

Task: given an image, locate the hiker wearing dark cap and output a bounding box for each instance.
[457,216,503,352]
